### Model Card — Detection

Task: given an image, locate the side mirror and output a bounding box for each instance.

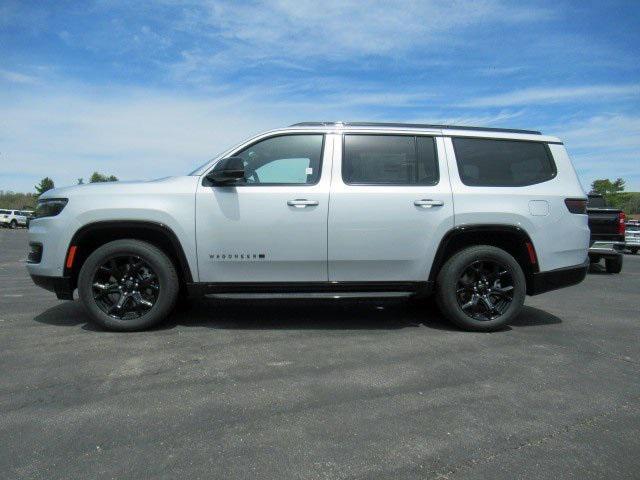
[205,157,245,185]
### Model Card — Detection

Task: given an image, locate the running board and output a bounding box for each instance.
[187,281,433,297]
[206,292,414,300]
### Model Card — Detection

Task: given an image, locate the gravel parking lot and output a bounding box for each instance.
[1,228,639,479]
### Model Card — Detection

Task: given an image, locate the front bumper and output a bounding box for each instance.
[30,274,74,300]
[528,258,589,295]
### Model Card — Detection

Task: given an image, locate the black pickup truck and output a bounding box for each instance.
[587,194,625,273]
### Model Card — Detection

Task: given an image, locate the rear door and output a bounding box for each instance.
[328,133,454,282]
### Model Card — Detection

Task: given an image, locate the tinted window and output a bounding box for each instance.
[0,210,10,215]
[234,134,323,185]
[343,135,439,185]
[587,195,606,208]
[453,138,556,187]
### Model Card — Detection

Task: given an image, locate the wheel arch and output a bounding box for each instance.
[65,221,193,289]
[428,225,539,294]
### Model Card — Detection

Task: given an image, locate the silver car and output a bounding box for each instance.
[626,221,640,254]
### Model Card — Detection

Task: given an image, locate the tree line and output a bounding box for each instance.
[1,172,119,209]
[590,178,640,214]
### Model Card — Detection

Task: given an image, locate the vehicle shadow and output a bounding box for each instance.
[33,298,561,332]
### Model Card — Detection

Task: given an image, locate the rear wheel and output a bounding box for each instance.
[605,256,623,274]
[435,246,526,332]
[630,248,638,255]
[9,220,17,229]
[78,239,179,331]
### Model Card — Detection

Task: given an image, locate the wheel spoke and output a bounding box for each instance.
[461,295,478,311]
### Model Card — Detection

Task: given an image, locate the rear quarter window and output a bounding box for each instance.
[452,137,556,187]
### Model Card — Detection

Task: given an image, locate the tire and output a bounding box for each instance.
[78,239,179,331]
[605,256,623,274]
[630,248,638,255]
[435,245,526,332]
[9,220,17,229]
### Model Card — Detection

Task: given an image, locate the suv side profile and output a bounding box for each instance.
[1,209,32,229]
[27,122,590,332]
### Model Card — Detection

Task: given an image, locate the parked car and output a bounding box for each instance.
[0,209,32,229]
[586,194,625,273]
[26,122,590,332]
[626,221,640,254]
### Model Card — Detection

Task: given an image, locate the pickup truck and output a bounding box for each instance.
[587,194,625,273]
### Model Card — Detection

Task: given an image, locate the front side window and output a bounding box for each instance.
[343,135,439,185]
[453,137,556,187]
[234,134,324,185]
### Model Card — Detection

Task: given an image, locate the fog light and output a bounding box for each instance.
[28,243,42,264]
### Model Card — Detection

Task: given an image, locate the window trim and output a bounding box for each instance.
[204,133,326,187]
[341,133,441,187]
[451,137,558,188]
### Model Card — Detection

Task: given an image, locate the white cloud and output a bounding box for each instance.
[551,114,640,190]
[462,84,640,107]
[0,69,39,84]
[168,0,553,80]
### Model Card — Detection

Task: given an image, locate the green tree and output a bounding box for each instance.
[34,177,55,196]
[89,172,119,183]
[590,178,629,209]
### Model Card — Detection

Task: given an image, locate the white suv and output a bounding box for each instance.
[1,209,32,228]
[27,122,590,331]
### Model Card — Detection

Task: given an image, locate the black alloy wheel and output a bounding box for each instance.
[78,239,179,331]
[456,260,515,321]
[92,255,160,320]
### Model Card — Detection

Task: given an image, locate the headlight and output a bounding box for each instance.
[34,198,68,218]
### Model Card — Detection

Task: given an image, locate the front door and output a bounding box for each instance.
[196,133,333,283]
[328,133,454,282]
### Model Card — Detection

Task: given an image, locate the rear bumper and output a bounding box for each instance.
[528,258,589,296]
[589,241,625,259]
[30,274,74,300]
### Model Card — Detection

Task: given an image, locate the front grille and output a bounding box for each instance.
[28,243,42,263]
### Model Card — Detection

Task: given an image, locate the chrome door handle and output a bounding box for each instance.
[287,199,319,208]
[414,199,444,208]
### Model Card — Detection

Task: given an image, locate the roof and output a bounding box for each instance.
[290,121,542,135]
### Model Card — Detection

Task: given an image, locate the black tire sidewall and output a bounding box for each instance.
[436,246,526,332]
[605,256,623,274]
[78,240,179,331]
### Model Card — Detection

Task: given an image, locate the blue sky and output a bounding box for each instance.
[1,0,639,192]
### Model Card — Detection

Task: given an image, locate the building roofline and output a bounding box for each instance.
[289,121,542,135]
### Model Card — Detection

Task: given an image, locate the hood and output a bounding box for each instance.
[38,176,190,200]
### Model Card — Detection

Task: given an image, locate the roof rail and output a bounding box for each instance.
[289,121,542,135]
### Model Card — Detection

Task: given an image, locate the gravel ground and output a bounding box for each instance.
[1,228,639,479]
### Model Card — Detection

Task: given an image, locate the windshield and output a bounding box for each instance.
[188,152,226,176]
[627,224,640,232]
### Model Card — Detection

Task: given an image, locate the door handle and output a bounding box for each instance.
[414,199,444,208]
[287,199,319,208]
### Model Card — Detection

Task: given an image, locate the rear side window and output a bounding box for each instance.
[343,135,439,185]
[452,137,556,187]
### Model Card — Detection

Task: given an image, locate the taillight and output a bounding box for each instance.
[565,198,587,214]
[618,212,626,235]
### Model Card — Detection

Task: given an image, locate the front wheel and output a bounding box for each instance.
[78,239,179,331]
[435,246,526,332]
[9,220,17,229]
